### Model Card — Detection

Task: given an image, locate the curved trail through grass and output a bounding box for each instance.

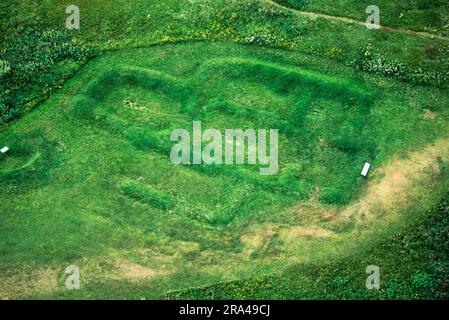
[266,0,449,42]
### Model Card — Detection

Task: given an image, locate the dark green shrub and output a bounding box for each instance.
[0,28,94,124]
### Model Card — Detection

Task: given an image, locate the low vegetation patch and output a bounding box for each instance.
[1,0,449,300]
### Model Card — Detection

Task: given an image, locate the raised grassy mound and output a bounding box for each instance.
[1,42,448,298]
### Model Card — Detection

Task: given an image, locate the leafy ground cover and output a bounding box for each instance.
[0,0,448,299]
[274,0,449,35]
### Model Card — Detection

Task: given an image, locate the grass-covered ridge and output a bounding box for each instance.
[1,41,449,299]
[71,53,375,219]
[1,0,449,300]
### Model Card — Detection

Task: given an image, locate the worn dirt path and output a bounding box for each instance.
[266,0,449,42]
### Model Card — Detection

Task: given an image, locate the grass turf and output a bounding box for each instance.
[1,0,449,299]
[1,41,449,299]
[274,0,449,35]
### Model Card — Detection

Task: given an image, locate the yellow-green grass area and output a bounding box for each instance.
[274,0,449,35]
[0,42,449,299]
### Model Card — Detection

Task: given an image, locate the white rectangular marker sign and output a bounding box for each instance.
[361,162,371,177]
[1,146,9,154]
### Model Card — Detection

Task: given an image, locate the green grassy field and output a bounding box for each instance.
[274,0,449,34]
[1,0,449,299]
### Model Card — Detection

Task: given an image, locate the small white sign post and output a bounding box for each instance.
[361,162,371,177]
[0,146,9,154]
